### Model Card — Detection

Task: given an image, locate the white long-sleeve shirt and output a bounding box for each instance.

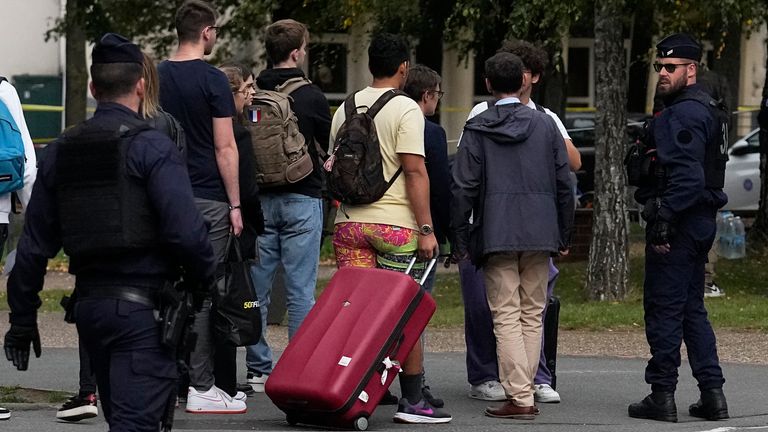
[0,79,38,223]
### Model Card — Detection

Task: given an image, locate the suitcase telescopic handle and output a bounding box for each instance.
[404,255,438,286]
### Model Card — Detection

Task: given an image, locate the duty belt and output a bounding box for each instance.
[76,285,159,308]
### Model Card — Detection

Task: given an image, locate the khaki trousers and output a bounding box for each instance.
[483,251,549,406]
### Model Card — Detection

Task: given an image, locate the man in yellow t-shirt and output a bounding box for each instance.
[328,33,450,424]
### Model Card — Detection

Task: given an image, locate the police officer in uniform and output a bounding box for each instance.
[3,33,216,431]
[628,33,729,423]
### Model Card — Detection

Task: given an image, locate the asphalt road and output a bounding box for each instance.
[2,349,768,432]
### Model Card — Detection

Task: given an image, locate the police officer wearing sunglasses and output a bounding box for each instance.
[627,33,730,423]
[3,33,216,431]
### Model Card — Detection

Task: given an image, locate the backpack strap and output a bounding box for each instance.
[344,92,358,119]
[369,90,408,188]
[276,77,312,95]
[367,89,408,119]
[534,102,546,113]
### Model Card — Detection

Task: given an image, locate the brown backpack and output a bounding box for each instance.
[246,77,313,188]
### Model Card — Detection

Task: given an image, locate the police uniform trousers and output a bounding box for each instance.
[76,297,176,432]
[643,207,725,392]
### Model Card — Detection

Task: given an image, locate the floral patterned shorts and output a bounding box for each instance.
[333,222,426,279]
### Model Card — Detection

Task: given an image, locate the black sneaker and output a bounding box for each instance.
[393,398,452,424]
[57,393,98,422]
[0,407,10,421]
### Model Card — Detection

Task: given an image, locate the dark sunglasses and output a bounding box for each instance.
[653,63,691,73]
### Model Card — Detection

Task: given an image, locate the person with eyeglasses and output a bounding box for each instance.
[157,0,246,414]
[402,64,451,409]
[628,32,729,423]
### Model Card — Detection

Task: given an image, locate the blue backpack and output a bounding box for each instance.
[0,77,25,195]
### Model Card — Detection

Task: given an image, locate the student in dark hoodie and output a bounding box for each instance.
[244,19,331,392]
[451,52,574,420]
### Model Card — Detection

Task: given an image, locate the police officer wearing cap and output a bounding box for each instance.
[3,33,216,431]
[628,33,729,423]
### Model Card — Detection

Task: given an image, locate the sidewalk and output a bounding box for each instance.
[3,348,768,432]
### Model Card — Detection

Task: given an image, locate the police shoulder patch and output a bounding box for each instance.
[676,130,693,144]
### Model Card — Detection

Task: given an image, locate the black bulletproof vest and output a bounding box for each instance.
[56,117,160,257]
[670,90,729,189]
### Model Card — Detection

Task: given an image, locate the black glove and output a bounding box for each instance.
[649,219,674,245]
[4,324,41,371]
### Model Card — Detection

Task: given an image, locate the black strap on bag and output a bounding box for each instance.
[212,234,262,346]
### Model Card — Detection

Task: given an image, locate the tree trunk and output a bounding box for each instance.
[586,0,630,301]
[710,20,741,143]
[64,0,87,128]
[747,53,768,252]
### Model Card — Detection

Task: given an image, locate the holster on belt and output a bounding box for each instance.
[157,281,196,351]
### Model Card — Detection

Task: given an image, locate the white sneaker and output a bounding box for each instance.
[0,407,10,421]
[468,380,506,401]
[186,386,247,414]
[534,384,561,403]
[234,391,247,402]
[246,372,269,393]
[705,282,725,298]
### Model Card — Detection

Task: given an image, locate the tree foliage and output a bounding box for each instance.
[444,0,585,63]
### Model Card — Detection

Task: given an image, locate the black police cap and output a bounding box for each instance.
[92,33,143,64]
[656,33,702,62]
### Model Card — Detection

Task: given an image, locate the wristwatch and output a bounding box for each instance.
[419,224,434,236]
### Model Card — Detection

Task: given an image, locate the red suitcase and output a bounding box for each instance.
[265,259,437,431]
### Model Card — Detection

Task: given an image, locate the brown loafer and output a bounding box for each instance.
[485,401,536,420]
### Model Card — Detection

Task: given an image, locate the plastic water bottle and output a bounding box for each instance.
[718,215,735,258]
[732,216,746,259]
[715,212,724,254]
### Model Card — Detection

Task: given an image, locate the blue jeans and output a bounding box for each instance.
[246,193,322,375]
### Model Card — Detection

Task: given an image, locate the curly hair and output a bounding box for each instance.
[497,39,548,76]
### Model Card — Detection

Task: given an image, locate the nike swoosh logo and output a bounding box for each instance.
[420,408,434,415]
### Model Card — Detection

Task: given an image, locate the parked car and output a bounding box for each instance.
[723,128,760,212]
[564,112,648,206]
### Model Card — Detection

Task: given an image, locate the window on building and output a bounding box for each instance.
[308,42,348,103]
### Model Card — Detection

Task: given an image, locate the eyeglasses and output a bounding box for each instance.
[427,90,445,100]
[207,25,221,33]
[653,63,691,73]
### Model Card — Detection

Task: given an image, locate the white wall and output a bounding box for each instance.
[739,23,767,108]
[0,0,63,78]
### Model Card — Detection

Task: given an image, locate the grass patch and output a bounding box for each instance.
[0,289,72,313]
[6,242,768,331]
[426,252,768,330]
[0,386,70,404]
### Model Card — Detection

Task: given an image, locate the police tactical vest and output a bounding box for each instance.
[678,91,729,189]
[625,90,728,190]
[56,117,160,257]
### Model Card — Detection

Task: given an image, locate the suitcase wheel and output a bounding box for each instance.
[353,416,369,431]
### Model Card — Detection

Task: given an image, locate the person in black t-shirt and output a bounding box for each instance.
[158,0,245,414]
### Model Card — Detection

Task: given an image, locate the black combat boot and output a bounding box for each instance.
[689,388,729,420]
[628,391,678,422]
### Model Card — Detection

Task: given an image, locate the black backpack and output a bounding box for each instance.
[325,89,407,205]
